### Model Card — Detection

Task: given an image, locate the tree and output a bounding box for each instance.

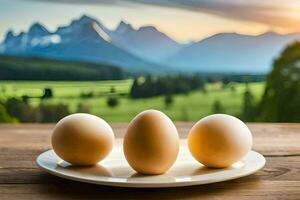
[4,97,39,122]
[21,95,29,103]
[110,86,116,94]
[39,103,70,122]
[42,88,53,99]
[0,104,17,123]
[241,84,256,121]
[164,95,174,108]
[3,97,70,122]
[130,78,139,98]
[107,97,119,108]
[258,42,300,122]
[129,75,205,99]
[212,100,225,114]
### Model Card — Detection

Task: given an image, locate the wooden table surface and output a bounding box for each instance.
[0,123,299,200]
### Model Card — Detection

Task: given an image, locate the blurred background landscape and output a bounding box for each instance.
[0,0,300,123]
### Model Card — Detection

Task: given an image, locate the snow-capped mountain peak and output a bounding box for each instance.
[56,14,110,42]
[92,22,111,42]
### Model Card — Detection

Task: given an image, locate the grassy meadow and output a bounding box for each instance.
[0,80,265,122]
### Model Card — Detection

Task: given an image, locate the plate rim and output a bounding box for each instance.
[36,149,266,188]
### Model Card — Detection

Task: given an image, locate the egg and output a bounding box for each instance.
[123,110,179,175]
[51,113,114,166]
[188,114,252,168]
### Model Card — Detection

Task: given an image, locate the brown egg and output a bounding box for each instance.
[188,114,252,168]
[123,110,179,175]
[51,113,114,166]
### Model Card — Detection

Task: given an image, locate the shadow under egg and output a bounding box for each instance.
[130,172,160,178]
[129,172,176,183]
[55,160,113,177]
[191,160,246,176]
[191,166,224,176]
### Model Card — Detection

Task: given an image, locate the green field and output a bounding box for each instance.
[0,80,265,122]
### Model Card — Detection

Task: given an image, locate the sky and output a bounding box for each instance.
[1,0,300,43]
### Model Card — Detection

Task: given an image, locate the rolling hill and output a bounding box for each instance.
[0,55,126,80]
[165,32,300,73]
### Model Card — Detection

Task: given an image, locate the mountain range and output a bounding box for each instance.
[1,14,300,74]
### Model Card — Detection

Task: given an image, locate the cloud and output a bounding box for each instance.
[25,0,300,31]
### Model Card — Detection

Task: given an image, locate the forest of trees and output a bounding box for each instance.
[130,75,206,98]
[0,55,127,80]
[1,97,70,123]
[129,74,263,99]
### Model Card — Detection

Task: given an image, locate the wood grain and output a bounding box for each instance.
[0,123,299,200]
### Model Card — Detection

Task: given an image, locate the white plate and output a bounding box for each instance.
[37,144,265,188]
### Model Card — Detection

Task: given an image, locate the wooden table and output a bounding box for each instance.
[0,123,299,200]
